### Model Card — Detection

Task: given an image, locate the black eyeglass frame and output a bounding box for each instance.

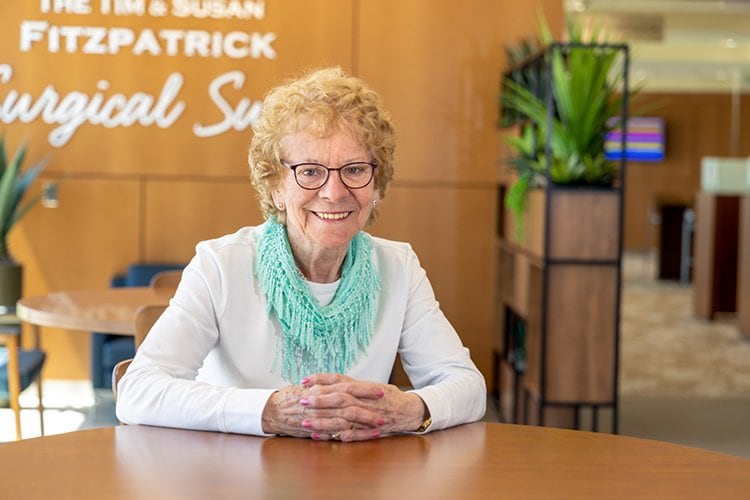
[282,161,378,190]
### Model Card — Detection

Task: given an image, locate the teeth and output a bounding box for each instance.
[316,212,350,220]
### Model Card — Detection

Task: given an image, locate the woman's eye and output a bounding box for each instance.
[345,166,365,175]
[300,167,323,177]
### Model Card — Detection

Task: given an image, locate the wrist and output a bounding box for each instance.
[261,391,280,435]
[415,414,432,433]
[409,394,431,433]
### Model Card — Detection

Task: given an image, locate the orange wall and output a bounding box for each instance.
[2,0,564,381]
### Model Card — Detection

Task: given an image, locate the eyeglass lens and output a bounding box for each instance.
[293,162,375,189]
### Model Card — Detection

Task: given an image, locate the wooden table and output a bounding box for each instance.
[1,423,749,499]
[16,287,174,335]
[8,288,172,439]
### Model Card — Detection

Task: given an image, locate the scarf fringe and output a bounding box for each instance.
[255,221,380,383]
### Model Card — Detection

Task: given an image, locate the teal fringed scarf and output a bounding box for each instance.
[254,220,380,383]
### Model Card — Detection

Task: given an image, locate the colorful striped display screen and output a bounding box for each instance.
[604,117,665,162]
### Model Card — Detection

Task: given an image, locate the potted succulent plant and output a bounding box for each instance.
[0,136,49,311]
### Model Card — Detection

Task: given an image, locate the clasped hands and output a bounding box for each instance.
[261,373,427,442]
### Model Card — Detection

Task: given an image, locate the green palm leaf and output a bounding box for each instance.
[0,137,51,258]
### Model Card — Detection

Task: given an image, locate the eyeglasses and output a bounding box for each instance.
[283,161,377,190]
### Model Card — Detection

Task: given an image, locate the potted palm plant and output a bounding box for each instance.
[501,18,626,239]
[0,136,49,312]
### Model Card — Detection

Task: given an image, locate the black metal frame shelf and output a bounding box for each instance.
[496,41,630,434]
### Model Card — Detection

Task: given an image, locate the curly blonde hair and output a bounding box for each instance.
[248,67,396,225]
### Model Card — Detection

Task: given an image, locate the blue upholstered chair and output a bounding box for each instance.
[91,263,184,389]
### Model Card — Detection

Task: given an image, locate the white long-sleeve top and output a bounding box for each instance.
[116,224,486,436]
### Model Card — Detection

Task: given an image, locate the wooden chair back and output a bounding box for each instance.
[112,304,168,400]
[149,270,182,291]
[134,304,167,349]
[111,359,131,399]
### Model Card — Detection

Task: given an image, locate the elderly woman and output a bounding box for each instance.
[116,67,486,441]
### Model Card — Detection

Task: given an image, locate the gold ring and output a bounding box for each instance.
[331,432,341,440]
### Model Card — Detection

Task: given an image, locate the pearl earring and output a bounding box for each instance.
[373,199,378,207]
[276,202,285,210]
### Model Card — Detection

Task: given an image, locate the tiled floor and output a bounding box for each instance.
[0,381,116,441]
[2,252,749,460]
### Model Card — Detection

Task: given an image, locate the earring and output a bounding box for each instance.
[372,199,378,207]
[276,202,285,210]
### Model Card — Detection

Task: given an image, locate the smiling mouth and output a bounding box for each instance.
[314,211,352,220]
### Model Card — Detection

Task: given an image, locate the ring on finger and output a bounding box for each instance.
[331,432,341,441]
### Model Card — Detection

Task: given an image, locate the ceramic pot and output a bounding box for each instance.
[0,261,22,313]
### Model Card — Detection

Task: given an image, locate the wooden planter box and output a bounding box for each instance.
[497,187,621,430]
[502,189,545,257]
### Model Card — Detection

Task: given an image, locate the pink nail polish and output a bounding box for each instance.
[377,418,385,426]
[301,377,310,384]
[301,420,312,428]
[370,430,381,439]
[376,389,384,397]
[311,432,321,440]
[300,398,309,405]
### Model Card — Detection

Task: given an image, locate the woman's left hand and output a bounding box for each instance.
[299,373,428,442]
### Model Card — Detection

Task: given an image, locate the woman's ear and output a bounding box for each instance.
[272,190,285,211]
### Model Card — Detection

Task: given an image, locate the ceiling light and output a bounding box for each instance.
[567,1,587,13]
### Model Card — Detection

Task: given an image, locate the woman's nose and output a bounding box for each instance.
[318,171,349,201]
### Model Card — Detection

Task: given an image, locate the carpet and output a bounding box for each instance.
[620,263,750,400]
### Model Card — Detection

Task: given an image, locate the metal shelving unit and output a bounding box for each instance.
[496,42,629,433]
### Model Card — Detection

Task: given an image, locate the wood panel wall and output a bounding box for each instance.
[624,93,750,250]
[6,0,563,381]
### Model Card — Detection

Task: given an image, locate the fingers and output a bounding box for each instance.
[302,405,385,429]
[293,375,397,442]
[302,373,353,386]
[301,392,386,426]
[310,428,382,442]
[334,428,382,442]
[302,376,386,400]
[302,390,381,410]
[263,383,386,440]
